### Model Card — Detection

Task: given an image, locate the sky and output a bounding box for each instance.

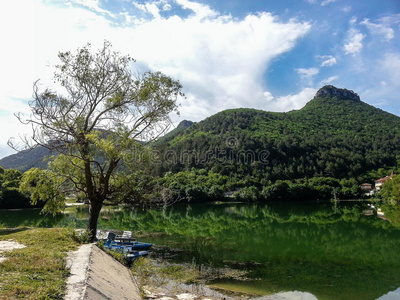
[0,0,399,159]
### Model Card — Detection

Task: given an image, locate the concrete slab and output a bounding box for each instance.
[64,244,141,300]
[84,246,141,300]
[64,243,93,300]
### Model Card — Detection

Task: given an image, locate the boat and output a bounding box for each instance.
[104,239,153,251]
[125,250,149,263]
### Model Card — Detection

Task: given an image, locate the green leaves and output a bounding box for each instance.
[379,175,400,204]
[13,41,184,239]
[20,168,66,215]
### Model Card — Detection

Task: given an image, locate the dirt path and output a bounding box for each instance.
[64,244,141,300]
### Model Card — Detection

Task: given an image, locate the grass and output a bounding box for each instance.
[130,257,201,298]
[131,257,200,286]
[0,228,80,300]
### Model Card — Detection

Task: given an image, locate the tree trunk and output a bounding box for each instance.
[87,199,103,242]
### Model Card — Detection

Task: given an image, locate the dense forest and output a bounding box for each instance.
[153,86,400,202]
[1,85,400,204]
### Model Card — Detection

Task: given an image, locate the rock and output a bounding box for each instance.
[177,120,194,130]
[315,85,360,101]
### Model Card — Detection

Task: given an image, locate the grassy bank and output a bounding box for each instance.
[0,228,79,300]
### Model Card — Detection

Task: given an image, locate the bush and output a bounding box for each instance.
[0,188,41,209]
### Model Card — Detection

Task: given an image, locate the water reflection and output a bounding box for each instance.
[1,201,400,299]
[253,291,318,300]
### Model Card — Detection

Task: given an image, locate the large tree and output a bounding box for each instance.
[14,41,183,241]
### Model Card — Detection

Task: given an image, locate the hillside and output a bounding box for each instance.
[2,85,399,186]
[155,85,400,181]
[0,121,194,173]
[0,146,51,172]
[152,120,194,146]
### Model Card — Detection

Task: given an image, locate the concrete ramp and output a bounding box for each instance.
[65,244,141,300]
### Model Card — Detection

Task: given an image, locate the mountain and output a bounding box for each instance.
[0,146,51,172]
[152,120,194,146]
[2,85,399,183]
[0,120,194,173]
[154,85,400,181]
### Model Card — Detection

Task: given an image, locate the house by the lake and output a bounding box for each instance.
[360,183,374,196]
[360,171,394,196]
[375,171,394,192]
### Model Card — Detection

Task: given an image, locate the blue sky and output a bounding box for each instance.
[0,0,399,158]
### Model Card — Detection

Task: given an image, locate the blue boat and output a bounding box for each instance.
[104,240,153,251]
[132,242,153,250]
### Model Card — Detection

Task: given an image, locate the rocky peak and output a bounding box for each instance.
[177,120,194,130]
[315,85,360,101]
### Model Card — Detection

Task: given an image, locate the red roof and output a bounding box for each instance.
[376,176,391,183]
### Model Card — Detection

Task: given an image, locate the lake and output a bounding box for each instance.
[1,201,400,299]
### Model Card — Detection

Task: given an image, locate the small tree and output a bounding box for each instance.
[14,41,183,241]
[379,175,400,204]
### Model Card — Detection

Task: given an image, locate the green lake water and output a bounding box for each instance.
[1,201,400,299]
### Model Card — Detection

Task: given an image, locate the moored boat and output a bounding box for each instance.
[104,239,153,251]
[125,250,149,263]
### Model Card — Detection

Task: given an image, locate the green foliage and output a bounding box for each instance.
[14,41,183,240]
[161,169,229,202]
[0,167,36,209]
[130,257,200,294]
[19,168,65,215]
[152,92,400,202]
[378,175,400,204]
[156,96,400,180]
[158,165,362,202]
[67,229,92,244]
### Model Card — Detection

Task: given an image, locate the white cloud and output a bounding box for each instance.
[296,68,319,85]
[175,0,218,19]
[378,14,400,27]
[133,2,163,19]
[162,3,172,11]
[0,0,312,158]
[321,0,337,6]
[343,28,365,55]
[320,75,339,85]
[0,0,118,158]
[341,6,352,13]
[304,0,337,5]
[381,53,400,87]
[349,16,358,25]
[360,18,395,41]
[319,55,337,67]
[71,0,114,17]
[125,4,311,119]
[266,88,317,112]
[297,68,319,76]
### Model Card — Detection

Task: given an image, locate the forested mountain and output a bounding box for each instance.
[152,120,194,146]
[0,120,194,173]
[1,85,399,202]
[154,86,400,201]
[0,146,51,173]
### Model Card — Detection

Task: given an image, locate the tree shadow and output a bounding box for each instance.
[0,227,30,236]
